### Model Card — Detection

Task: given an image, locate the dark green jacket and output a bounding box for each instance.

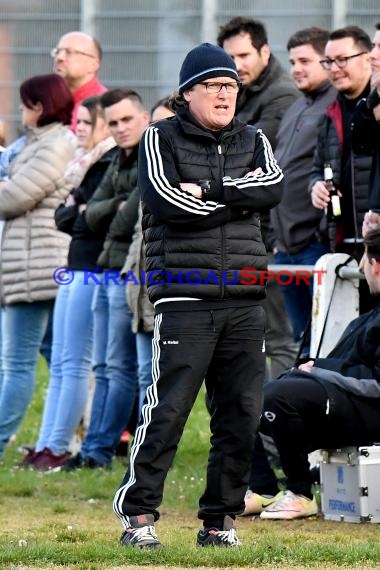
[85,146,140,270]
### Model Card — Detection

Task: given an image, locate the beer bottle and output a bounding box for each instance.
[324,163,341,218]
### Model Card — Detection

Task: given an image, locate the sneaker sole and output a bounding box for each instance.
[260,509,318,520]
[121,541,162,549]
[197,542,241,547]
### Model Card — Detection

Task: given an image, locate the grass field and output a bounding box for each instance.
[1,359,380,569]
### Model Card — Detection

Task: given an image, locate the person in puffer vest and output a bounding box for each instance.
[113,42,283,548]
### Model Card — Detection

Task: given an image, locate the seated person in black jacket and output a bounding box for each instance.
[256,228,380,520]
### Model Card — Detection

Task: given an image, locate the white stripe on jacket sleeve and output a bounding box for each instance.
[144,126,225,216]
[223,129,283,188]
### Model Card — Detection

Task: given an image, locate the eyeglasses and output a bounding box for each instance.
[319,51,367,70]
[199,81,240,94]
[50,47,96,59]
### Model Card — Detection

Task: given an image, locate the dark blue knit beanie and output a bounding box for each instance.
[179,43,239,94]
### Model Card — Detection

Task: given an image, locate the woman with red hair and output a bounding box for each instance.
[0,74,76,459]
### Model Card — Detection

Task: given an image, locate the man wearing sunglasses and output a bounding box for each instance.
[310,26,372,272]
[52,31,107,130]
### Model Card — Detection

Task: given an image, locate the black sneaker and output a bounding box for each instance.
[196,515,241,547]
[84,456,112,470]
[62,454,111,471]
[61,453,84,471]
[120,514,161,548]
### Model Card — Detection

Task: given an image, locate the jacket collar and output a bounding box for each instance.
[325,81,371,147]
[118,143,139,166]
[71,76,107,105]
[25,121,68,141]
[175,106,246,141]
[239,54,282,95]
[336,81,371,108]
[305,80,336,102]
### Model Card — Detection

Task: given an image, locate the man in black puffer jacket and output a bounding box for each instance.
[310,26,373,256]
[113,42,283,548]
[352,22,380,233]
[310,26,373,313]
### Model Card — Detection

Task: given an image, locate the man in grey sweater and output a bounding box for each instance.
[271,27,337,358]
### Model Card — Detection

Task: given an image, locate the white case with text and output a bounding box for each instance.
[320,446,380,523]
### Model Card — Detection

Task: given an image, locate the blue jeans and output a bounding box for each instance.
[0,307,3,397]
[36,272,96,454]
[275,240,330,348]
[82,276,137,464]
[136,331,153,418]
[0,301,53,456]
[39,306,54,367]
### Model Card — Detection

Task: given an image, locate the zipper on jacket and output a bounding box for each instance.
[217,139,225,299]
[217,140,225,297]
[26,211,33,302]
[220,224,225,298]
[349,148,360,243]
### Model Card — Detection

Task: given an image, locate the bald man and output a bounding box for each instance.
[37,32,108,373]
[51,31,107,129]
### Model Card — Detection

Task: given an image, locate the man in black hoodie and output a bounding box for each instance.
[258,228,380,520]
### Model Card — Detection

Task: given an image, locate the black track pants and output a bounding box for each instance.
[261,375,380,497]
[113,304,266,526]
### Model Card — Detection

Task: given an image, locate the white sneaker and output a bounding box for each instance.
[242,490,284,515]
[260,490,318,520]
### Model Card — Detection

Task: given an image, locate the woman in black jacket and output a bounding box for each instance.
[28,96,117,470]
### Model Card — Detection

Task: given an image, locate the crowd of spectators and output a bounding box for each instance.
[0,16,380,548]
